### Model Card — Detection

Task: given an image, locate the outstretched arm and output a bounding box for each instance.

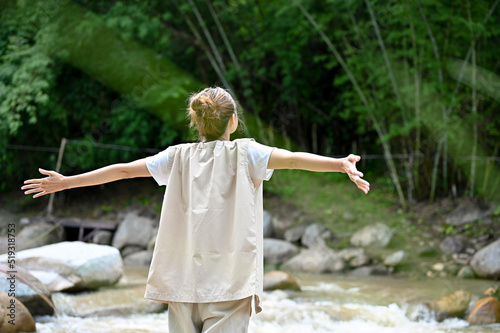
[267,149,370,194]
[22,158,151,198]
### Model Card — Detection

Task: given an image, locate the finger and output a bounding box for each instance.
[24,178,44,184]
[39,168,55,176]
[33,191,48,198]
[24,188,44,195]
[21,183,42,190]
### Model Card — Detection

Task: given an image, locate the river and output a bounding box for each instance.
[34,266,500,333]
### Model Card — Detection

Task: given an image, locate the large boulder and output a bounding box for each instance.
[470,239,500,279]
[16,222,65,251]
[446,200,495,226]
[301,224,332,248]
[281,244,345,274]
[0,291,36,333]
[428,290,471,321]
[263,210,274,238]
[0,241,123,291]
[350,223,393,248]
[263,239,300,265]
[467,297,500,325]
[284,225,307,243]
[112,213,156,250]
[263,271,301,291]
[52,285,166,317]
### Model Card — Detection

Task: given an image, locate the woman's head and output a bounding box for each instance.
[187,87,240,141]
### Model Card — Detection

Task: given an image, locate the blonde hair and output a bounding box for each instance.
[187,87,239,141]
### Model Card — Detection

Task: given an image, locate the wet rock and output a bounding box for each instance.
[350,265,390,277]
[0,266,53,316]
[92,230,113,245]
[384,251,405,267]
[338,248,370,268]
[263,239,300,265]
[16,222,64,251]
[52,285,167,317]
[440,236,465,254]
[470,239,500,279]
[284,225,307,243]
[123,250,153,266]
[350,223,393,248]
[428,289,471,321]
[301,223,332,249]
[446,200,495,226]
[0,291,36,333]
[263,210,274,238]
[263,271,301,291]
[457,266,476,279]
[467,297,500,325]
[281,244,345,274]
[112,213,156,250]
[271,215,296,239]
[0,241,123,291]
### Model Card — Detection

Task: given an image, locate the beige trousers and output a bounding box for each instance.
[167,297,252,333]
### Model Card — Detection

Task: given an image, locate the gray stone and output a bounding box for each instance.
[263,238,300,265]
[440,236,465,254]
[263,210,274,238]
[92,230,113,245]
[350,223,393,248]
[350,265,391,277]
[52,285,167,317]
[0,241,123,291]
[284,225,307,243]
[338,248,370,268]
[16,222,65,251]
[123,250,153,266]
[301,223,332,248]
[384,250,405,267]
[457,266,476,279]
[281,244,345,274]
[446,200,495,226]
[271,215,296,239]
[121,245,144,258]
[263,271,301,291]
[112,213,155,250]
[470,239,500,279]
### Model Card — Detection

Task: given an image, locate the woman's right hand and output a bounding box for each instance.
[343,154,370,194]
[21,169,67,198]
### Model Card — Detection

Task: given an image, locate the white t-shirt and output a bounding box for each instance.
[146,140,275,186]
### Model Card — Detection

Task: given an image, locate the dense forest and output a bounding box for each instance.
[1,0,499,208]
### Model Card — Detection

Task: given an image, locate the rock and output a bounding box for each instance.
[301,223,332,248]
[384,251,405,267]
[271,215,296,239]
[428,289,471,321]
[263,271,301,291]
[281,244,345,274]
[350,265,390,277]
[263,239,300,265]
[263,210,274,238]
[92,230,113,245]
[16,222,65,251]
[121,245,144,258]
[284,225,307,243]
[123,250,153,266]
[446,200,495,226]
[440,236,465,254]
[457,266,476,279]
[147,234,157,251]
[0,291,36,333]
[467,297,500,325]
[470,239,500,279]
[0,241,123,291]
[338,248,370,268]
[350,223,393,248]
[112,213,156,250]
[432,263,445,272]
[0,265,53,316]
[52,285,167,317]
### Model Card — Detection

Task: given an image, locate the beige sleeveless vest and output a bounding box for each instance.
[144,139,265,313]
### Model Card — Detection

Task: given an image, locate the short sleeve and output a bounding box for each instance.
[145,148,171,186]
[247,141,276,181]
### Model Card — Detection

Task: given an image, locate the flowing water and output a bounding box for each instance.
[35,267,500,333]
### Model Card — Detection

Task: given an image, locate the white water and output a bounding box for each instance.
[35,272,500,333]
